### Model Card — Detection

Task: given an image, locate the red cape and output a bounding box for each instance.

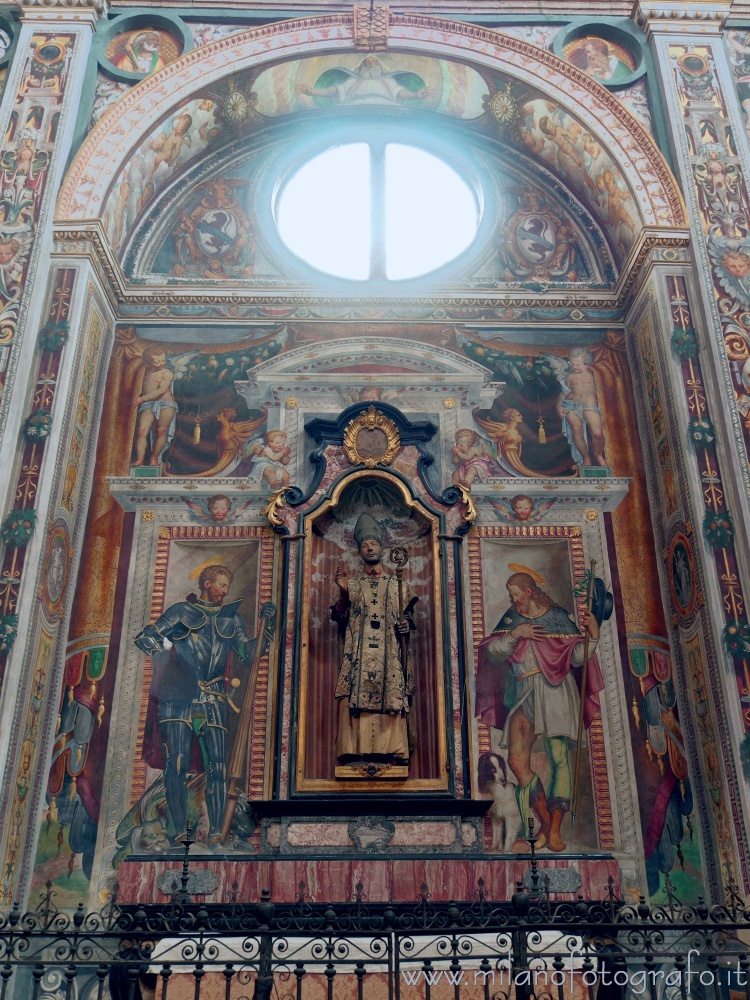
[475,631,604,731]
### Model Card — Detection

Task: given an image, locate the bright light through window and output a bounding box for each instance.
[275,143,372,281]
[275,142,479,281]
[385,144,478,280]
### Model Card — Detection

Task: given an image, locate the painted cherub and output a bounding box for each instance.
[149,112,193,179]
[451,428,501,487]
[596,169,635,256]
[182,493,254,524]
[487,494,557,523]
[245,429,292,488]
[544,348,607,468]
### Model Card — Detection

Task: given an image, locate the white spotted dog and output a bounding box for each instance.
[477,751,523,853]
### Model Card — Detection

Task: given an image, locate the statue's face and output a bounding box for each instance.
[359,539,382,564]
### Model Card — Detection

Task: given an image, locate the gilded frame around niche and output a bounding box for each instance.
[342,406,401,468]
[295,469,449,793]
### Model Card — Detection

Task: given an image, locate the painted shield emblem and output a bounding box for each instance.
[516,215,557,265]
[196,209,238,259]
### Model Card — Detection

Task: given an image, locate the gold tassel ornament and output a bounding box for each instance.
[537,415,546,444]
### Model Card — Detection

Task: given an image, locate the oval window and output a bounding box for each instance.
[275,141,480,281]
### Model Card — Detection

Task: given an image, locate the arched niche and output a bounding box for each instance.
[295,468,449,792]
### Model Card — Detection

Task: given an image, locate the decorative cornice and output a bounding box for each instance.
[53,224,690,320]
[632,0,731,35]
[615,228,692,303]
[53,223,126,298]
[15,0,109,18]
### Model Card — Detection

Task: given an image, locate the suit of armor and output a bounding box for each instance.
[135,598,261,842]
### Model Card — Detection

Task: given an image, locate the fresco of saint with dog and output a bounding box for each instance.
[475,539,610,853]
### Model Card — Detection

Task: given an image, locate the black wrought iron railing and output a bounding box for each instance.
[2,831,750,1000]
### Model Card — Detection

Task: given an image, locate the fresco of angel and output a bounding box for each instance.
[182,494,255,524]
[486,494,558,523]
[189,407,269,478]
[542,348,608,468]
[471,406,554,478]
[595,169,635,258]
[451,428,502,486]
[294,55,432,108]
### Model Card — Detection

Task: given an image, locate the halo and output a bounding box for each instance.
[507,562,545,586]
[189,556,230,581]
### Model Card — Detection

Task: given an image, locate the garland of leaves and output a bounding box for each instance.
[703,509,734,549]
[458,340,558,390]
[1,509,37,547]
[670,326,699,360]
[23,408,52,442]
[38,322,69,353]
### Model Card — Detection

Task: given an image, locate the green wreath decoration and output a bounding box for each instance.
[0,613,18,652]
[38,322,69,353]
[687,416,715,448]
[703,509,734,549]
[670,326,699,360]
[724,619,750,658]
[23,408,52,442]
[1,509,37,547]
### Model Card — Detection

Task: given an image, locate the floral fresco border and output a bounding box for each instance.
[0,268,75,694]
[0,34,76,394]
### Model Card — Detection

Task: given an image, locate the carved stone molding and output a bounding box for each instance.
[53,224,690,321]
[16,0,109,18]
[353,3,389,50]
[633,0,731,35]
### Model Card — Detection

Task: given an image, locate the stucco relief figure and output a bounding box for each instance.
[332,514,416,770]
[476,568,603,852]
[134,564,275,846]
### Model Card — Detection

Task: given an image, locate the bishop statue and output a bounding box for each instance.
[332,513,417,770]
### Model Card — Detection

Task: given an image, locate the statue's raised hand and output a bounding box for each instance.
[335,563,349,593]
